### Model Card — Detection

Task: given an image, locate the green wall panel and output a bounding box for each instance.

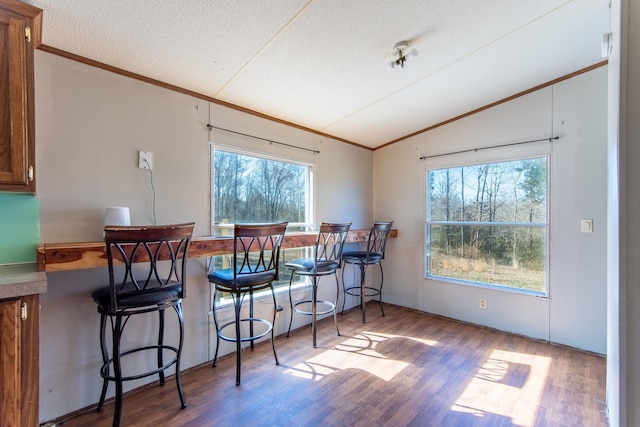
[0,193,40,264]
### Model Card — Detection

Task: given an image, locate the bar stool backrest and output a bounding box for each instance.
[314,222,352,268]
[365,221,394,261]
[232,222,288,282]
[104,222,195,312]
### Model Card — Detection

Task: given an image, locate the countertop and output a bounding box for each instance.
[37,229,398,272]
[0,263,48,299]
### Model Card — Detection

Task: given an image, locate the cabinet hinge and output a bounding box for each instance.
[25,26,31,43]
[21,302,27,320]
[28,166,34,181]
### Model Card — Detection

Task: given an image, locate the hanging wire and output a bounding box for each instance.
[144,158,157,225]
[419,136,559,160]
[207,124,320,154]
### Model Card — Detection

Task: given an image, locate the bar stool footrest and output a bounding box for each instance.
[217,317,273,343]
[344,285,382,298]
[99,344,179,382]
[292,299,336,316]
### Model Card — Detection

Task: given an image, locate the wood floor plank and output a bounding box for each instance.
[55,304,608,427]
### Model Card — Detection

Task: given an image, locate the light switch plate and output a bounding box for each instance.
[581,219,593,233]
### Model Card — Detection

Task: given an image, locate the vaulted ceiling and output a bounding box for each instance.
[27,0,609,149]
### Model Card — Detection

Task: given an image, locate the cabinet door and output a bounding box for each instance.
[20,294,38,427]
[0,10,32,192]
[0,298,21,427]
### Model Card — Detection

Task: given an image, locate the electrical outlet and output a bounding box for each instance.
[138,150,153,170]
[479,298,487,310]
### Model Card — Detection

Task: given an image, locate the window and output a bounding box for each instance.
[210,146,313,289]
[212,147,312,233]
[426,157,548,295]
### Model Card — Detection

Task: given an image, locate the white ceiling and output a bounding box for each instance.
[26,0,610,149]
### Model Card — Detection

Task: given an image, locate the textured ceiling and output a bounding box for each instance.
[26,0,610,149]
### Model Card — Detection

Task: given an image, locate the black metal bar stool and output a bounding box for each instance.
[286,222,351,348]
[341,221,393,322]
[91,222,195,427]
[208,222,288,385]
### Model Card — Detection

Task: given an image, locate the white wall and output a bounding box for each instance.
[550,68,608,351]
[372,135,426,311]
[35,51,373,422]
[374,66,608,354]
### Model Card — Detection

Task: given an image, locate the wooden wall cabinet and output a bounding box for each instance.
[0,294,39,427]
[0,0,41,193]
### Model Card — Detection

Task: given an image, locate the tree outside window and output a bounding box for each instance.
[426,157,548,294]
[211,147,313,289]
[212,149,311,234]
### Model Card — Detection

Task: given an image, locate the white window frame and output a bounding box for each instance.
[210,144,314,234]
[209,143,315,301]
[425,151,550,297]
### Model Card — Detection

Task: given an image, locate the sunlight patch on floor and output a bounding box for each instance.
[451,349,551,426]
[283,331,437,382]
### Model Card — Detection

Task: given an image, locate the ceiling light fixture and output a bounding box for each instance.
[388,41,418,70]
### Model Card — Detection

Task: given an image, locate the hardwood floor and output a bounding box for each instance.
[56,304,607,427]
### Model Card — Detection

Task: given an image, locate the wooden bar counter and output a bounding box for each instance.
[37,229,397,272]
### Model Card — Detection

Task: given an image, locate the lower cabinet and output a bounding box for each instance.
[0,294,39,427]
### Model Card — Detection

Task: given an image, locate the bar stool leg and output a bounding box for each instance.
[333,272,341,336]
[249,291,255,351]
[340,263,348,315]
[97,314,109,412]
[157,309,165,386]
[312,276,318,348]
[287,275,295,337]
[269,285,279,365]
[211,289,221,368]
[234,292,242,385]
[359,263,367,323]
[378,264,385,317]
[174,303,187,408]
[113,316,124,427]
